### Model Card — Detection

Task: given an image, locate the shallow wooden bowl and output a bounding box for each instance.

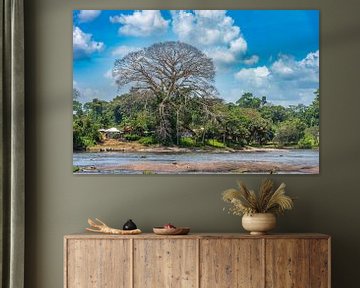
[153,227,190,235]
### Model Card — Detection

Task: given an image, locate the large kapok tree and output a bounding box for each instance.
[112,41,218,144]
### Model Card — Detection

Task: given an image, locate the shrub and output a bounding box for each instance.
[206,139,226,148]
[82,137,97,148]
[298,126,319,149]
[143,170,155,175]
[138,136,157,145]
[179,137,197,147]
[123,134,141,141]
[298,134,317,149]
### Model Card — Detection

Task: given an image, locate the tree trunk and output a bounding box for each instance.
[176,109,180,146]
[157,102,171,144]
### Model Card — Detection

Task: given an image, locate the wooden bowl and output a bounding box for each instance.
[153,227,190,235]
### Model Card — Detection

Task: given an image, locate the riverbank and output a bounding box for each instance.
[74,148,319,174]
[77,161,318,174]
[85,139,297,154]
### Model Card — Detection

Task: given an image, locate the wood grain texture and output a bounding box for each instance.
[310,239,330,288]
[265,239,310,288]
[65,233,330,240]
[66,239,131,288]
[200,239,264,288]
[64,234,330,288]
[133,239,198,288]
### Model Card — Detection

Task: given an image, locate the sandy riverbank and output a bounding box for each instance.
[78,140,319,174]
[86,139,290,154]
[79,161,318,174]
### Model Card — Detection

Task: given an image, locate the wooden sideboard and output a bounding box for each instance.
[64,233,330,288]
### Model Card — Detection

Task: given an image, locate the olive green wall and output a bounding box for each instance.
[24,0,360,287]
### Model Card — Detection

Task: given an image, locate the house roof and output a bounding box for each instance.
[106,127,121,133]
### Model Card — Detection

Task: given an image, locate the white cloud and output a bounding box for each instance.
[235,66,271,88]
[111,45,140,58]
[271,56,295,77]
[300,50,319,68]
[110,10,169,36]
[233,51,319,106]
[172,10,240,46]
[171,10,252,66]
[170,10,194,40]
[243,55,259,65]
[73,26,104,59]
[229,37,247,54]
[271,51,319,83]
[207,47,235,64]
[78,10,101,23]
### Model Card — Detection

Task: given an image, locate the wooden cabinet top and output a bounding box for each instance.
[64,232,330,240]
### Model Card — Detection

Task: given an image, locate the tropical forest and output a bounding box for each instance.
[73,42,319,153]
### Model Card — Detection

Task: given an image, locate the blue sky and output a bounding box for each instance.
[73,10,319,106]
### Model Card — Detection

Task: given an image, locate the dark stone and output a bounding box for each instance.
[123,219,137,230]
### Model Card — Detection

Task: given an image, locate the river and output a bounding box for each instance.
[73,149,319,174]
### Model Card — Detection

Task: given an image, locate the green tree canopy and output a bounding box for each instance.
[236,93,262,109]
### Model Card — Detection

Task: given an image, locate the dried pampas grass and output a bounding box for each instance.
[222,179,294,216]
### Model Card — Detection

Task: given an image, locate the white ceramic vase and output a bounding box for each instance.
[242,213,276,235]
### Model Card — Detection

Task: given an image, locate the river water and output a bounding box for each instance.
[73,149,319,174]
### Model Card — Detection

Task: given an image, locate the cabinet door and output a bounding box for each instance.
[66,239,131,288]
[200,239,264,288]
[265,239,314,288]
[134,239,198,288]
[309,239,330,288]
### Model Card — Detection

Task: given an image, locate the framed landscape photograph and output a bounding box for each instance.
[72,10,319,174]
